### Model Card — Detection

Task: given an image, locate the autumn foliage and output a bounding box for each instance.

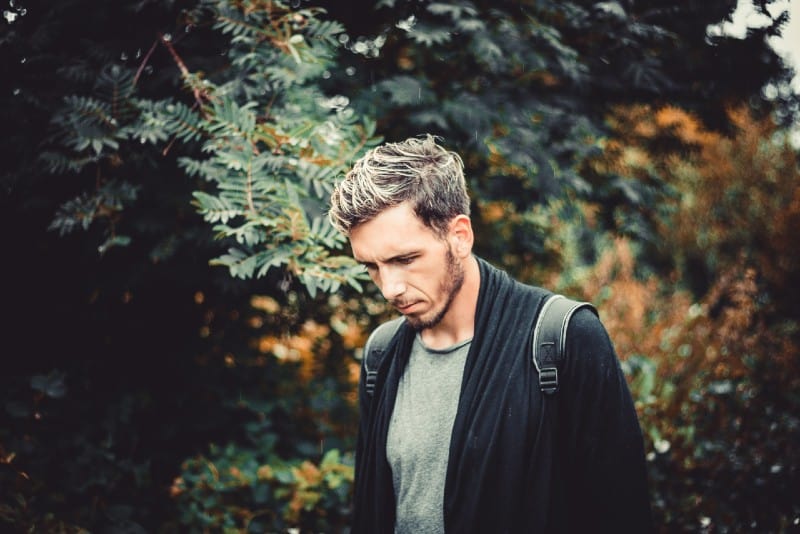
[164,104,800,531]
[2,0,798,531]
[562,105,800,531]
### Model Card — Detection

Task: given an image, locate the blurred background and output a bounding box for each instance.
[1,0,798,532]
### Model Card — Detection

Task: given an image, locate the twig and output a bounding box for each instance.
[158,32,206,109]
[133,38,159,88]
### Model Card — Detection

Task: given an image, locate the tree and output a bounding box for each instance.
[1,0,375,530]
[288,0,793,287]
[573,104,800,530]
[38,0,374,294]
[2,0,798,531]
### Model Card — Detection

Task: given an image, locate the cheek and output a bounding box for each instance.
[369,272,385,291]
[419,270,444,295]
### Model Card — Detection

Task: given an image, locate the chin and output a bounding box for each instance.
[408,308,447,332]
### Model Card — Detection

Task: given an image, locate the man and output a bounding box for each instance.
[328,135,653,533]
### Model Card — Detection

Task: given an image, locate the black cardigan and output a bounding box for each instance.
[352,257,653,533]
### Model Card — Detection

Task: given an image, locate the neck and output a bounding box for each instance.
[419,255,480,350]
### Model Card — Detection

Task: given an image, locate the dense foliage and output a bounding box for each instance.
[573,106,800,530]
[2,0,798,532]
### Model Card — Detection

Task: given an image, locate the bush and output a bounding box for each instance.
[173,446,353,532]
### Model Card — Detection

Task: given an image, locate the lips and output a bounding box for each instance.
[395,301,420,314]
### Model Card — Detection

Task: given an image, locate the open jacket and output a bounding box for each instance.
[352,257,653,533]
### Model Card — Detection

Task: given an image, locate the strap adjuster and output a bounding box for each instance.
[539,367,559,395]
[365,370,378,396]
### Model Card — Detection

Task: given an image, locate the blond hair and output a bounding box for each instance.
[328,135,470,236]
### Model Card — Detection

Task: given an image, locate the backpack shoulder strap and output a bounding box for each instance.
[363,317,405,397]
[531,294,597,395]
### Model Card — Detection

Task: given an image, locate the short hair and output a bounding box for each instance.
[328,134,470,236]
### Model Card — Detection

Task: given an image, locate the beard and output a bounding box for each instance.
[407,246,465,332]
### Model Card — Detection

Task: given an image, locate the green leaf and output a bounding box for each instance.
[406,21,453,46]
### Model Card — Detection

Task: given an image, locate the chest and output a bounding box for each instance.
[386,339,469,468]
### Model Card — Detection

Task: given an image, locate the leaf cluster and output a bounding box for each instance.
[37,0,379,294]
[546,105,800,531]
[173,445,353,532]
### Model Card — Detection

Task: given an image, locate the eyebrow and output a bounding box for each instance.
[355,251,419,266]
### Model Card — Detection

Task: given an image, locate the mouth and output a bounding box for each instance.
[395,301,420,314]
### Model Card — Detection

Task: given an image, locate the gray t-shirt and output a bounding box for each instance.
[386,334,471,534]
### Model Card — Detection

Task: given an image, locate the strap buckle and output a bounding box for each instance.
[365,370,378,396]
[539,367,559,395]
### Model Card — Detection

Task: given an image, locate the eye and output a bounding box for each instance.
[396,255,416,265]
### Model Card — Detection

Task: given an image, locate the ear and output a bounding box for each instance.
[448,214,474,258]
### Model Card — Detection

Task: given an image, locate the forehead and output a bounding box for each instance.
[349,203,441,262]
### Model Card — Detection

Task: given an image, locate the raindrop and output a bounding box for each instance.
[162,33,173,42]
[120,52,128,61]
[3,10,17,23]
[19,7,25,15]
[345,66,356,76]
[338,34,349,44]
[353,41,368,54]
[9,0,15,7]
[136,48,142,58]
[322,70,331,79]
[290,0,301,8]
[19,57,26,64]
[144,65,154,74]
[12,88,20,95]
[699,517,711,528]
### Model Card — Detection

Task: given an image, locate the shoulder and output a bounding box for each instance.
[365,316,405,348]
[506,277,553,315]
[562,305,623,387]
[566,306,608,344]
[363,317,405,370]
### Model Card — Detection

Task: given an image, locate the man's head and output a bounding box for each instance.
[330,136,475,331]
[328,134,470,237]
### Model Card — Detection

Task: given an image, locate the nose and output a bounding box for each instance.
[378,267,406,301]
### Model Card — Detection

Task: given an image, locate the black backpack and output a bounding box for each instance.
[362,294,596,397]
